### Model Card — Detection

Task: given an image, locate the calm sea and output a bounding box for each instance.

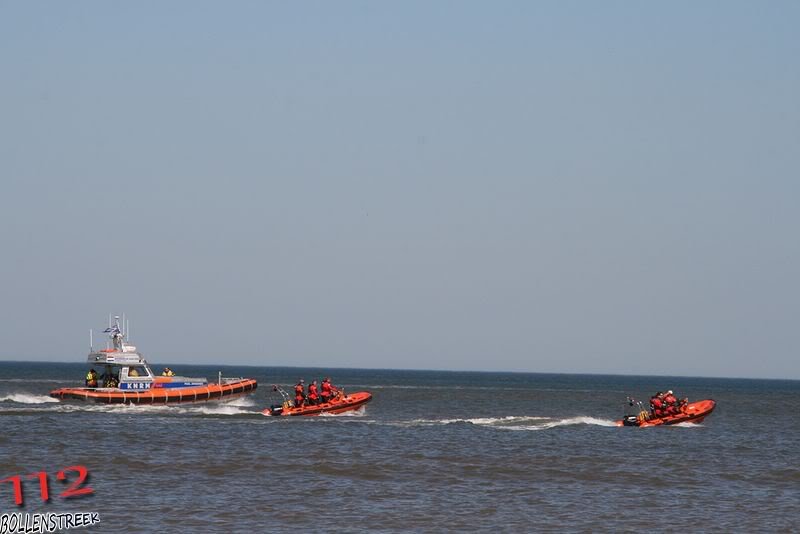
[1,361,798,532]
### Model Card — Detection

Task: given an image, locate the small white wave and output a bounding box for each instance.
[358,385,526,392]
[357,385,426,390]
[221,396,257,408]
[100,401,255,416]
[536,416,617,429]
[0,393,60,404]
[0,403,120,414]
[70,403,175,414]
[391,415,617,431]
[396,415,550,427]
[319,406,367,417]
[449,415,550,426]
[0,397,259,416]
[0,378,65,384]
[188,404,253,416]
[502,416,618,431]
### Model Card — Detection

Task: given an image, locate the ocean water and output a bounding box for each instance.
[1,361,798,532]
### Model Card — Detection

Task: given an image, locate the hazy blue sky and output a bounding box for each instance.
[1,2,798,378]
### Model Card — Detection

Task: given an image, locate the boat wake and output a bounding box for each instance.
[403,415,548,427]
[671,421,704,428]
[319,406,367,417]
[0,389,262,416]
[188,403,255,416]
[395,415,617,430]
[224,396,257,407]
[0,378,65,384]
[528,416,618,430]
[0,391,660,430]
[0,393,60,404]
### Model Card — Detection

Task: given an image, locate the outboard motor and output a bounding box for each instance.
[621,415,640,427]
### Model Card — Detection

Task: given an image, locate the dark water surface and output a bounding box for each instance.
[1,362,798,532]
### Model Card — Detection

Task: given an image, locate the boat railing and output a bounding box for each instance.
[218,372,247,385]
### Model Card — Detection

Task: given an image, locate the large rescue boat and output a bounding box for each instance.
[617,399,716,427]
[50,316,257,405]
[263,390,372,416]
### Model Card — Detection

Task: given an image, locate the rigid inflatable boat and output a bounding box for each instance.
[617,399,716,427]
[263,391,372,416]
[50,315,257,405]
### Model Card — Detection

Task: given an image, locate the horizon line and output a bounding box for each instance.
[1,358,797,383]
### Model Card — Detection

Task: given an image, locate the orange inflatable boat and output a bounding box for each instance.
[263,391,372,416]
[617,399,716,427]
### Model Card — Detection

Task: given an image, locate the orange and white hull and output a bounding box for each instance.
[50,378,258,404]
[617,399,716,427]
[263,391,372,416]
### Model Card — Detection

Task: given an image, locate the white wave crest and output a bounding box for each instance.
[447,415,550,426]
[395,415,549,428]
[221,396,257,408]
[0,379,65,384]
[357,385,426,390]
[392,415,616,431]
[319,406,367,417]
[188,404,254,416]
[0,393,60,404]
[0,396,259,416]
[102,401,256,416]
[671,421,704,428]
[533,416,618,430]
[499,416,618,431]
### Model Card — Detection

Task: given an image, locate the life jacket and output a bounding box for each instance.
[321,382,332,395]
[651,397,663,409]
[295,384,305,397]
[308,384,319,400]
[664,394,677,406]
[86,372,97,387]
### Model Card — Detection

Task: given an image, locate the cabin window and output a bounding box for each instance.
[101,368,119,387]
[127,366,146,378]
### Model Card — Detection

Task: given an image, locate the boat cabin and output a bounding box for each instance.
[51,314,257,403]
[82,315,211,391]
[88,350,156,389]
